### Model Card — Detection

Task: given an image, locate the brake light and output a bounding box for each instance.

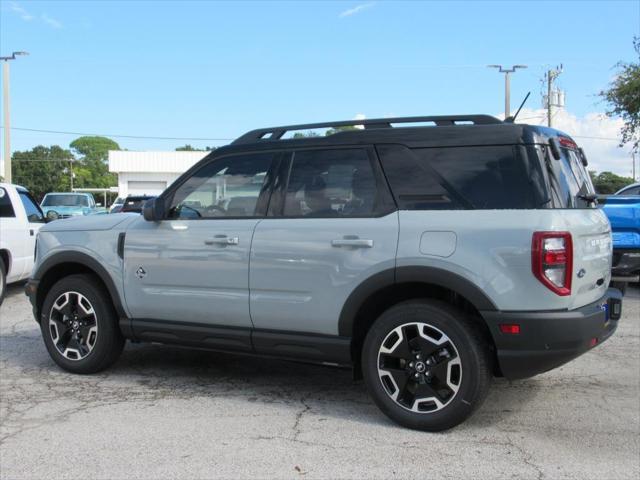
[532,232,573,296]
[558,136,578,149]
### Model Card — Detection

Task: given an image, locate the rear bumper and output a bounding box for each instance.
[482,289,622,380]
[612,249,640,282]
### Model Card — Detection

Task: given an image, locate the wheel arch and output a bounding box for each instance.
[0,248,10,275]
[33,251,127,323]
[339,266,498,368]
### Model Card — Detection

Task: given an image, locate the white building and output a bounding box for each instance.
[108,150,208,198]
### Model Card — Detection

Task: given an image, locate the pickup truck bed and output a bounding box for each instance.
[600,195,640,284]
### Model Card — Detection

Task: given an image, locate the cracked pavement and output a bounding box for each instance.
[1,284,638,479]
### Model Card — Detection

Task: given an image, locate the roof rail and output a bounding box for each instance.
[232,114,503,145]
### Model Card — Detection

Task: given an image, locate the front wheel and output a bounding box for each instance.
[40,274,125,374]
[362,300,492,431]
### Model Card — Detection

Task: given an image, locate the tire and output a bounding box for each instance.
[610,281,628,297]
[0,256,6,306]
[40,274,125,374]
[362,300,492,431]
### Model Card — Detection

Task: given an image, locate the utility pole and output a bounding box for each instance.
[633,152,637,181]
[545,65,563,127]
[488,64,528,118]
[1,51,29,183]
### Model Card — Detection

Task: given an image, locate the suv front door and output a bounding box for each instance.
[249,147,398,345]
[123,152,277,346]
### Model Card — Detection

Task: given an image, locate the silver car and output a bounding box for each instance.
[26,115,622,431]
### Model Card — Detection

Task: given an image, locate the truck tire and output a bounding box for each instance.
[610,281,628,297]
[40,274,125,374]
[362,300,492,431]
[0,256,6,306]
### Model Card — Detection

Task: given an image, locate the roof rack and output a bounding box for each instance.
[232,114,503,145]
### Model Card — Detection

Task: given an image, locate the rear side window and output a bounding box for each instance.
[283,149,380,217]
[378,145,545,209]
[0,187,16,217]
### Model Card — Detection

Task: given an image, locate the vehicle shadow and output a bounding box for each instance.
[1,323,540,431]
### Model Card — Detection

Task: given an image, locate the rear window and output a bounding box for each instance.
[378,145,547,209]
[541,144,595,208]
[0,187,16,217]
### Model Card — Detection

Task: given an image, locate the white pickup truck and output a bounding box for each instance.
[0,183,46,304]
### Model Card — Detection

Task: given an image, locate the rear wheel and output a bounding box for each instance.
[40,274,124,373]
[362,300,492,431]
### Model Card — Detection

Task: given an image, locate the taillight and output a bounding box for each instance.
[532,232,573,296]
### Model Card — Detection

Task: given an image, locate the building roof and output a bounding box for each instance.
[108,151,209,173]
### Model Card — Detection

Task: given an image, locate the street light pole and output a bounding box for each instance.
[1,51,29,184]
[488,64,527,119]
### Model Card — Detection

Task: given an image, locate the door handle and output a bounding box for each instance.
[331,238,374,248]
[171,224,188,231]
[205,235,239,246]
[29,229,34,236]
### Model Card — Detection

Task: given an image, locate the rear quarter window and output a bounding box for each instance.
[378,145,546,209]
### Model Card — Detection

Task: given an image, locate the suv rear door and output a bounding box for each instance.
[249,147,398,349]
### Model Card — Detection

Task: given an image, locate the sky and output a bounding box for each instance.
[1,0,639,176]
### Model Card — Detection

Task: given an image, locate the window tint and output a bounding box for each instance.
[19,191,45,223]
[283,149,378,217]
[0,187,16,217]
[543,146,595,208]
[619,185,640,196]
[378,145,543,210]
[168,153,274,219]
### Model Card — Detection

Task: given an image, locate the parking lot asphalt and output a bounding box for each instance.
[0,283,638,480]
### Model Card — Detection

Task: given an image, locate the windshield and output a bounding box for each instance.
[42,194,89,207]
[539,142,595,208]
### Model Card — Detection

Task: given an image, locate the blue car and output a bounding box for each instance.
[40,192,106,220]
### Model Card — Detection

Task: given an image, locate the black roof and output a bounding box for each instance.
[215,114,569,155]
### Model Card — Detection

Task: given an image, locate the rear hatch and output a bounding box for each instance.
[539,135,612,308]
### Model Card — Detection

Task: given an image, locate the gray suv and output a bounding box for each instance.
[26,115,622,431]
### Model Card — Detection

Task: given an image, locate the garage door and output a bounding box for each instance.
[127,181,167,196]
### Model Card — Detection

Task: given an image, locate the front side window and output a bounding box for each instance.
[619,185,640,196]
[19,191,45,223]
[168,153,274,219]
[0,187,16,217]
[283,149,378,217]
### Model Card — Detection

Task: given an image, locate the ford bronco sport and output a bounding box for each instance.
[25,115,622,431]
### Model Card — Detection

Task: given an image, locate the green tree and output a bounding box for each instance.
[326,125,358,136]
[12,146,75,200]
[69,136,120,188]
[175,145,216,151]
[600,37,640,152]
[590,171,635,194]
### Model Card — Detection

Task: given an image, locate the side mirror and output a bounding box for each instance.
[143,197,165,221]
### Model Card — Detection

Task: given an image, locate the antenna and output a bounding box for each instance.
[505,92,531,123]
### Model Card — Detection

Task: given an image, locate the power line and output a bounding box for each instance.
[0,126,623,144]
[0,126,234,141]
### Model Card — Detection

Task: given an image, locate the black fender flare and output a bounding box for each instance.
[33,251,127,319]
[337,266,497,337]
